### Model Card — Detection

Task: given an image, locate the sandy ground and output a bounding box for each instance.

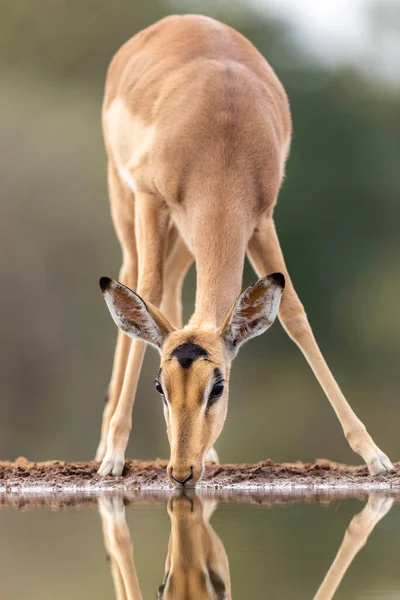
[0,457,399,495]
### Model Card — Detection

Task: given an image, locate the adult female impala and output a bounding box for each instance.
[96,14,393,485]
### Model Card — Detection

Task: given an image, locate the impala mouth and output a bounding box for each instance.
[171,466,194,486]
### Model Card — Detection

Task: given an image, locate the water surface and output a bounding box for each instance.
[0,491,398,599]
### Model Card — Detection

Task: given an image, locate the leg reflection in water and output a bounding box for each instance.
[314,493,394,600]
[98,492,393,600]
[99,496,143,600]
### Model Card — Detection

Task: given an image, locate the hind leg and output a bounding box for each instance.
[205,447,220,464]
[247,217,393,475]
[95,161,137,462]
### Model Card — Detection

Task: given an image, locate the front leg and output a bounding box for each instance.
[98,191,169,476]
[247,219,393,475]
[98,340,147,476]
[95,162,138,463]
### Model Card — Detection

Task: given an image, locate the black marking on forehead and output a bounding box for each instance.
[214,368,223,381]
[170,342,208,369]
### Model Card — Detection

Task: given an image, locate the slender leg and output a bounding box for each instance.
[99,497,143,600]
[95,163,137,462]
[247,218,393,475]
[98,191,169,476]
[314,494,393,599]
[96,263,137,462]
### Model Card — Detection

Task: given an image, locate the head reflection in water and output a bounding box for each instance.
[99,492,230,600]
[158,493,230,599]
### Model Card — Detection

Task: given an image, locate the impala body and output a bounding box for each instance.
[97,15,392,485]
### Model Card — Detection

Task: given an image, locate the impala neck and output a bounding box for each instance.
[188,221,246,329]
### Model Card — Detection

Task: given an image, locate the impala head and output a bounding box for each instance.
[99,272,284,486]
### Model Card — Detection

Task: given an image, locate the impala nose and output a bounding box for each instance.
[170,466,193,486]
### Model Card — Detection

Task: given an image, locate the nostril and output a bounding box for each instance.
[171,466,193,486]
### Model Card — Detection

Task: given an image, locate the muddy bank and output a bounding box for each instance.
[0,457,399,494]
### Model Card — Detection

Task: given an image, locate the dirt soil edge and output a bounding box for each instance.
[0,457,399,494]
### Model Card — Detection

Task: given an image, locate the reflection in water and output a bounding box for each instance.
[158,493,230,599]
[99,493,230,600]
[313,494,393,600]
[98,492,393,600]
[99,496,142,600]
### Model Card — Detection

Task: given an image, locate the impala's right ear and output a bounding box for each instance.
[99,277,174,351]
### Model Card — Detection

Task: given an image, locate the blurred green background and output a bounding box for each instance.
[1,0,399,466]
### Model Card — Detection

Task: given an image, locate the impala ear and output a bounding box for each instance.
[220,273,285,357]
[99,277,174,351]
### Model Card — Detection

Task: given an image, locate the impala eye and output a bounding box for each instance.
[209,380,224,402]
[155,380,164,395]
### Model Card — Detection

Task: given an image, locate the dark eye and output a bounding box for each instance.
[209,380,224,403]
[155,380,164,395]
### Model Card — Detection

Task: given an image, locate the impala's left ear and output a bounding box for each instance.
[99,277,175,351]
[220,273,285,357]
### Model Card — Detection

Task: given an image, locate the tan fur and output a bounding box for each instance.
[161,330,230,484]
[96,15,392,482]
[159,494,231,599]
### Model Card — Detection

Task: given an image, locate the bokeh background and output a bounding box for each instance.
[1,0,399,467]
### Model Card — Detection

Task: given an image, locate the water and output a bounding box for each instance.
[0,491,398,599]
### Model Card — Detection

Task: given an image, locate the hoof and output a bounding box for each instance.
[367,450,394,476]
[205,447,220,464]
[97,451,125,477]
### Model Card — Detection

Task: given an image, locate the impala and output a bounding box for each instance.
[96,14,392,485]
